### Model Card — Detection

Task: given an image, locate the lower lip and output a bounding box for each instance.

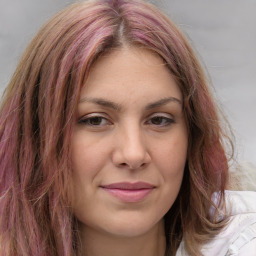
[102,188,154,203]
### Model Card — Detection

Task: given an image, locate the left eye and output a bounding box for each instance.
[78,116,109,126]
[147,116,174,126]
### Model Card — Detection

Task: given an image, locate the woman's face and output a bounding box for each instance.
[71,47,188,238]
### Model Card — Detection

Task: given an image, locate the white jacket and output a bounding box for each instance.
[176,190,256,255]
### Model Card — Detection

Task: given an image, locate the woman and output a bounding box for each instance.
[0,0,255,255]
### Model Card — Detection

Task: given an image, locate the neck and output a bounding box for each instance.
[80,221,166,256]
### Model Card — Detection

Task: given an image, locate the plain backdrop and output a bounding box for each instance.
[0,0,255,167]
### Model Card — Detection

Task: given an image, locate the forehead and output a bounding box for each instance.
[80,46,182,105]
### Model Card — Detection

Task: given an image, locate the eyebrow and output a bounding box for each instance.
[79,97,122,111]
[79,96,182,111]
[145,97,182,110]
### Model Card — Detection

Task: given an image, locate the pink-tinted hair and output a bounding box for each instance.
[0,0,233,255]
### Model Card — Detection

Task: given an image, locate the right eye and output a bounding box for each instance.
[78,116,110,127]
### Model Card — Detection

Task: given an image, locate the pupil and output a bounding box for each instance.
[90,117,102,125]
[152,117,162,125]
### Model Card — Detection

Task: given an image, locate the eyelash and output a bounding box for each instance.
[78,114,174,128]
[78,116,111,126]
[146,115,174,127]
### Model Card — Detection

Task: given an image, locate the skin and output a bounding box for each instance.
[71,46,188,256]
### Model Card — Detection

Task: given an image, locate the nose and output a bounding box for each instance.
[112,125,151,170]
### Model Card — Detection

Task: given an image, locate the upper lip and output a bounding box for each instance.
[100,182,155,190]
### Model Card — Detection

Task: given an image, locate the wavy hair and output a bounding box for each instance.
[0,0,232,255]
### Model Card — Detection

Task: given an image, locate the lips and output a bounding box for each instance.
[100,182,155,203]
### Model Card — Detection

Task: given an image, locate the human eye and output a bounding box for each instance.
[78,114,111,127]
[146,114,174,127]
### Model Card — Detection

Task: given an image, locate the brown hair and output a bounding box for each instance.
[0,0,232,255]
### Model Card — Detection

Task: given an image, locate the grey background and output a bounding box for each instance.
[0,0,255,167]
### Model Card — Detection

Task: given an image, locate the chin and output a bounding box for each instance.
[98,215,164,238]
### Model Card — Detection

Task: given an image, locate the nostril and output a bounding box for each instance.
[123,162,148,170]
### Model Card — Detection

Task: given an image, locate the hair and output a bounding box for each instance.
[0,0,233,255]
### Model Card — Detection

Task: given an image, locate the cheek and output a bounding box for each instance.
[156,134,187,172]
[71,132,109,177]
[70,134,104,216]
[70,134,106,213]
[150,142,186,222]
[153,131,187,198]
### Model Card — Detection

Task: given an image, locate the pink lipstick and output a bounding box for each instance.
[100,182,155,203]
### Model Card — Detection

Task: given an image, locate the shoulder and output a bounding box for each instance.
[176,191,256,256]
[224,190,256,216]
[201,214,256,255]
[202,190,256,256]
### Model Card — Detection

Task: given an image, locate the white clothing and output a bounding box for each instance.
[176,190,256,255]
